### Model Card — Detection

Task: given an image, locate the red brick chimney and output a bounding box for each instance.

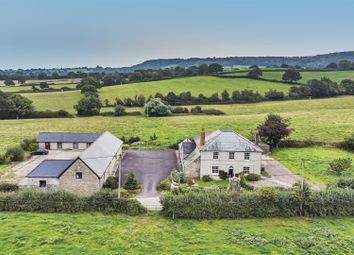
[200,128,205,146]
[255,129,260,146]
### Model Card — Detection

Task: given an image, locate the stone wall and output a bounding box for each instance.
[59,159,100,195]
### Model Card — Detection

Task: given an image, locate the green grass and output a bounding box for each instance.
[0,96,353,154]
[18,76,292,112]
[272,147,354,184]
[221,70,354,83]
[196,180,229,188]
[0,212,353,254]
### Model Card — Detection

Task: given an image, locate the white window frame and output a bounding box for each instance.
[212,166,219,175]
[73,142,79,149]
[213,152,219,159]
[229,152,234,159]
[244,152,250,161]
[243,167,250,175]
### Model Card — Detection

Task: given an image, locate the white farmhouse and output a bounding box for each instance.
[179,129,263,179]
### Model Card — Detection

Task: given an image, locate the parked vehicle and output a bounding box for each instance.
[31,149,49,155]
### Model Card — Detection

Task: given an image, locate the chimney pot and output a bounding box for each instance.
[200,128,205,146]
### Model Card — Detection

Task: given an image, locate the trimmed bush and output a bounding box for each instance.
[245,173,261,181]
[219,170,228,180]
[159,178,172,191]
[240,175,254,191]
[202,108,225,115]
[160,188,354,219]
[124,172,139,190]
[0,183,19,192]
[114,105,126,116]
[0,190,146,215]
[5,146,25,162]
[201,175,213,182]
[102,176,119,189]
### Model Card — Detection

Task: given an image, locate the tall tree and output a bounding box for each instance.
[258,114,293,148]
[4,79,15,86]
[248,67,263,79]
[338,60,352,70]
[282,69,302,83]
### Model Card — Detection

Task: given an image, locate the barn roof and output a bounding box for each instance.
[79,131,123,178]
[27,159,74,178]
[37,132,101,143]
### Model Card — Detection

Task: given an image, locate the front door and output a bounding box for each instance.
[228,166,234,177]
[45,142,50,150]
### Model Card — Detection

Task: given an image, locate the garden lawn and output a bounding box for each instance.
[19,76,291,112]
[0,96,353,154]
[196,179,229,188]
[272,147,354,184]
[0,212,353,255]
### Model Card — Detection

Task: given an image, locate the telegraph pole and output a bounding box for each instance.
[301,158,305,193]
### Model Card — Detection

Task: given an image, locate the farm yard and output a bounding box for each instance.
[0,213,353,255]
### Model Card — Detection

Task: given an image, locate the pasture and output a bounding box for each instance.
[0,96,353,154]
[18,77,292,112]
[0,78,79,92]
[0,212,353,255]
[222,70,354,83]
[272,147,354,184]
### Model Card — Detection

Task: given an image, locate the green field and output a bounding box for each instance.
[272,147,354,184]
[0,78,80,93]
[18,77,292,112]
[222,70,354,83]
[0,96,353,154]
[0,213,353,255]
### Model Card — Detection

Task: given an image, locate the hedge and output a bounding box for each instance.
[160,189,354,219]
[0,190,146,215]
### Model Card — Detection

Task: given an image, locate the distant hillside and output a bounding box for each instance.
[118,51,354,72]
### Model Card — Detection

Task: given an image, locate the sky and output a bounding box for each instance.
[0,0,353,69]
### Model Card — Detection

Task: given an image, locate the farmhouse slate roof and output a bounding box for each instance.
[37,132,101,143]
[194,130,262,152]
[79,131,123,178]
[27,159,74,178]
[182,141,196,158]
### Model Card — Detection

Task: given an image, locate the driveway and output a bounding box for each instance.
[258,155,322,190]
[2,150,81,183]
[120,150,177,199]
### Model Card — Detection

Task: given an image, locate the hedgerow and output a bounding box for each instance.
[0,189,146,215]
[160,188,354,219]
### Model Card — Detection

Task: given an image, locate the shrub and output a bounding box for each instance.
[74,94,102,116]
[102,176,119,189]
[27,110,73,119]
[171,170,186,183]
[128,136,141,144]
[327,158,352,175]
[240,175,254,191]
[201,175,213,182]
[80,85,97,94]
[0,190,146,215]
[202,108,225,115]
[339,134,354,152]
[336,178,354,189]
[245,173,261,181]
[172,107,189,113]
[191,106,202,114]
[0,183,19,192]
[219,170,228,180]
[159,178,172,191]
[150,133,158,141]
[123,172,139,190]
[20,138,36,151]
[114,105,126,116]
[144,98,172,116]
[5,146,25,162]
